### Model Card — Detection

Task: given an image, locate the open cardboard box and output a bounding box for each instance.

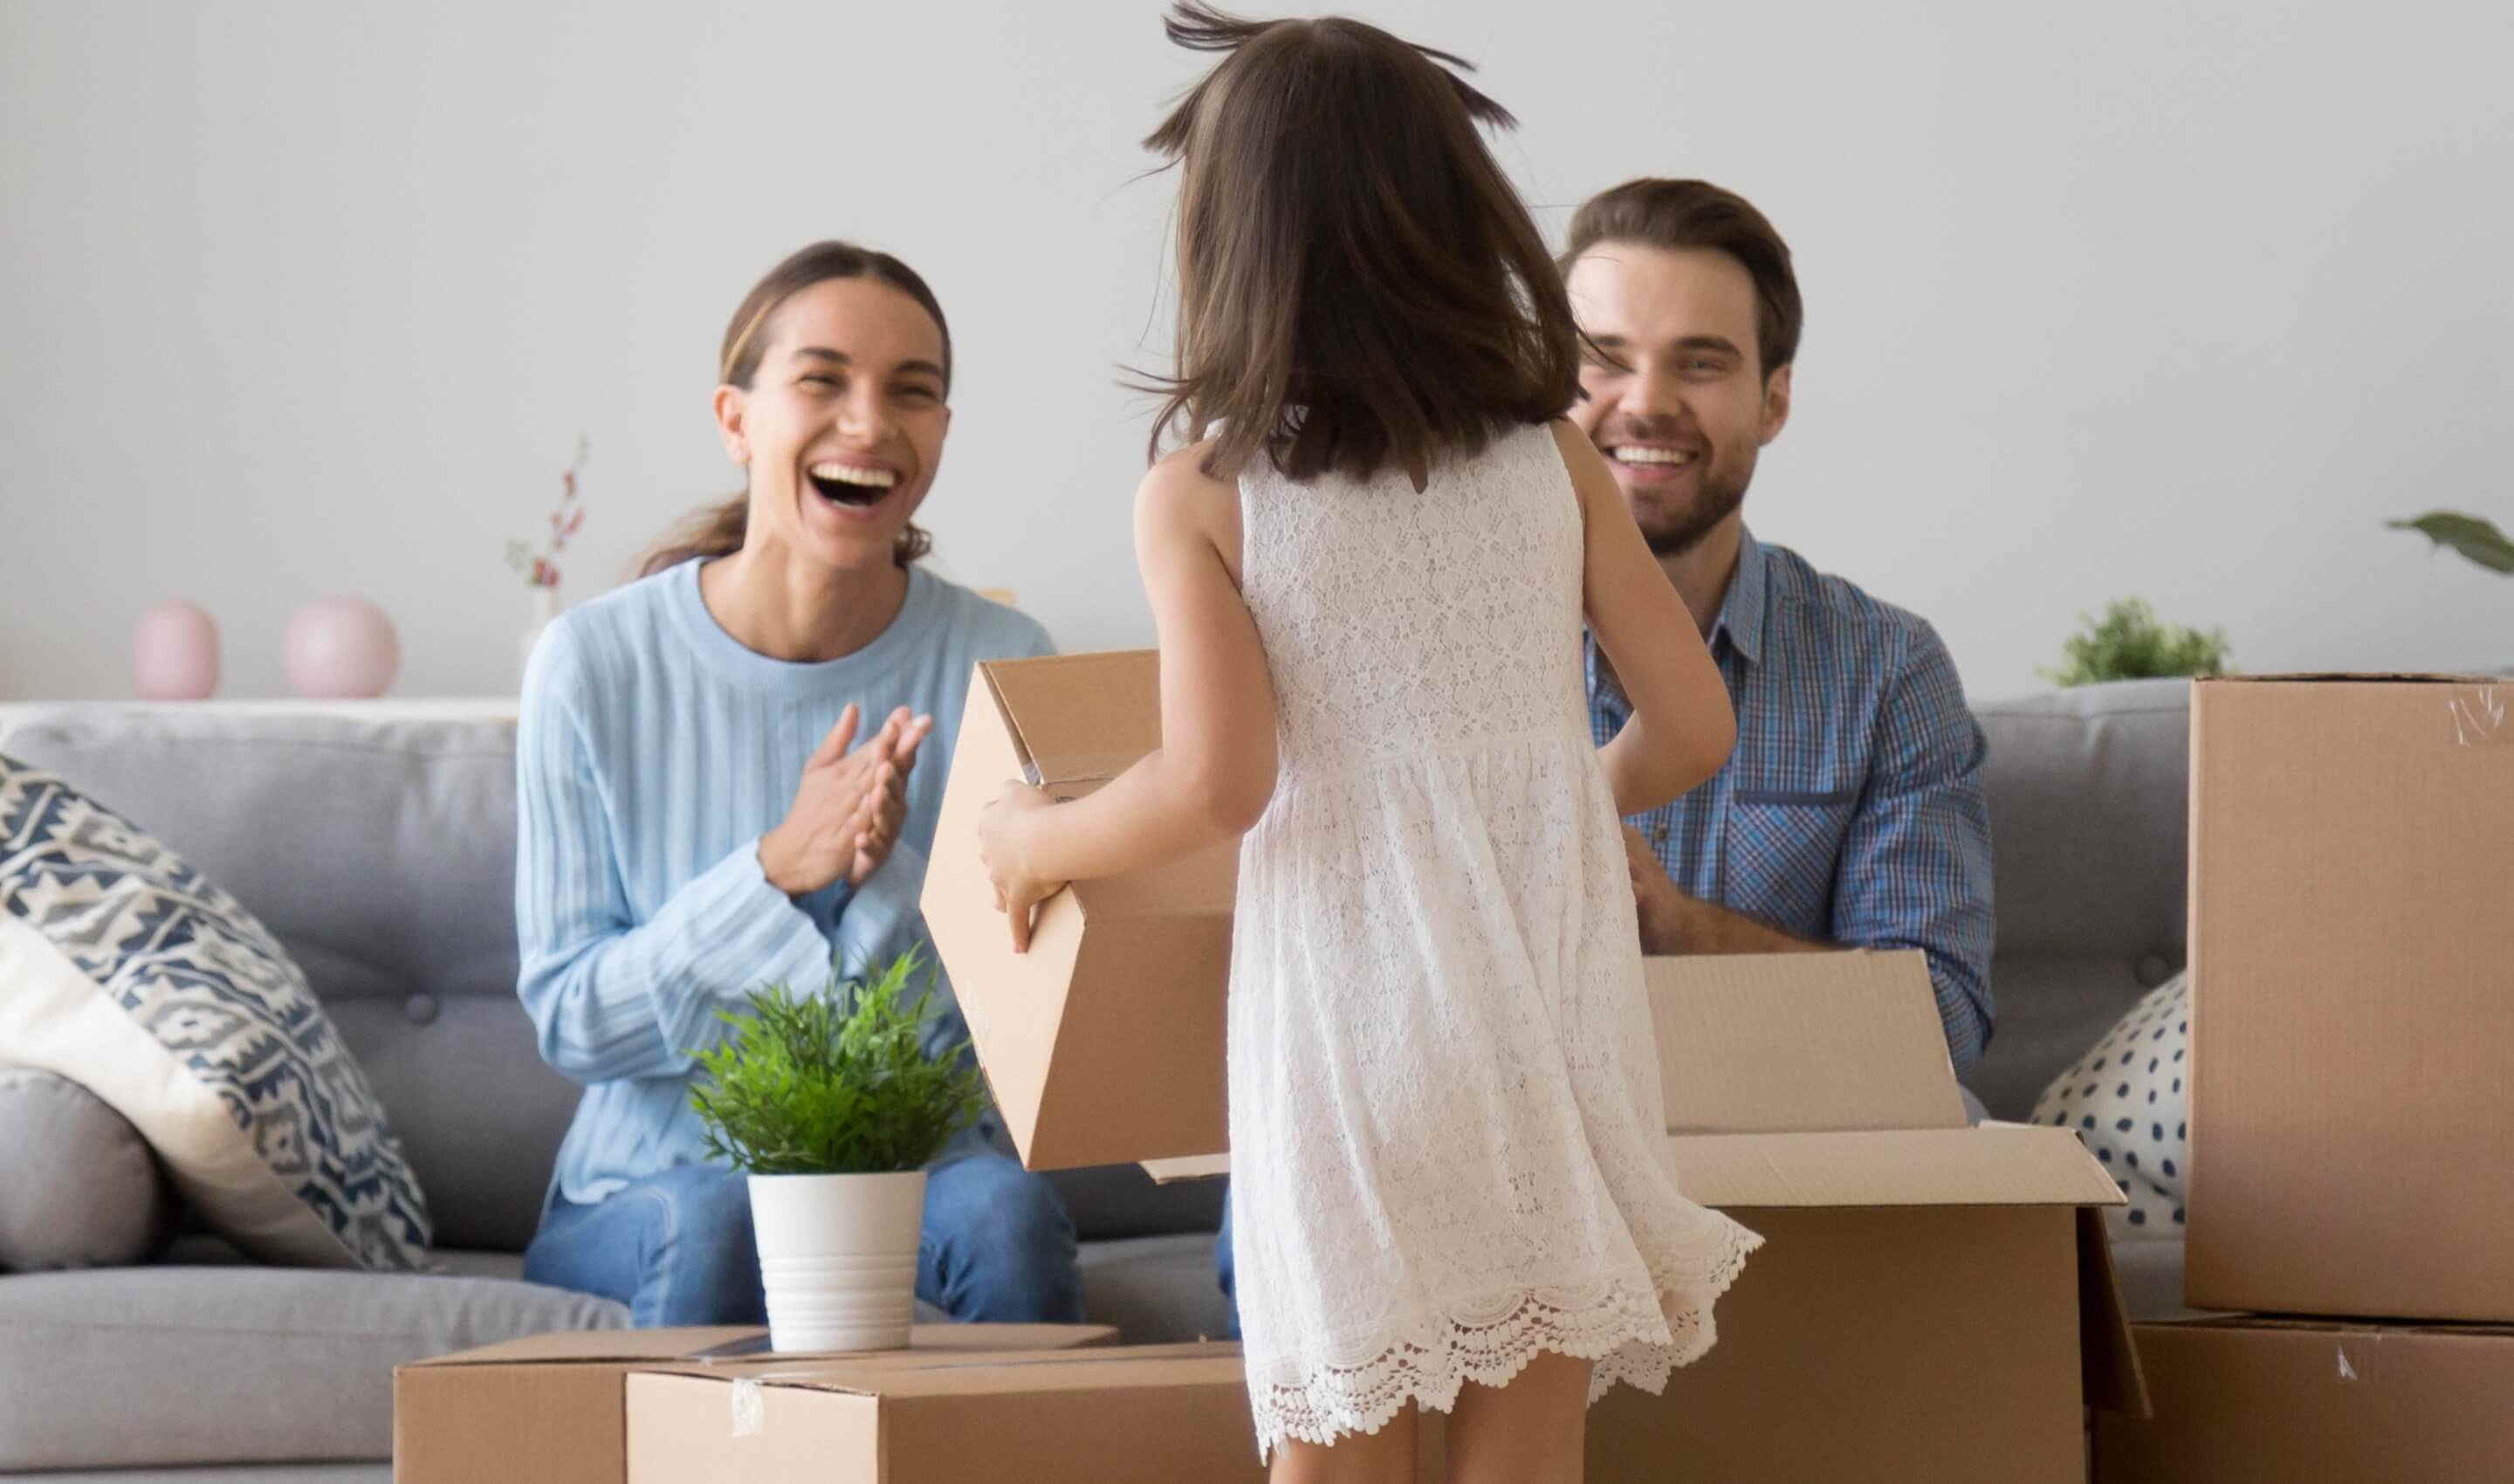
[2186,674,2514,1322]
[1580,951,2147,1481]
[923,650,1234,1171]
[393,1323,1115,1484]
[1137,953,2150,1479]
[626,1343,1452,1484]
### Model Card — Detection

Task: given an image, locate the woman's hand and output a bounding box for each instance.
[760,704,933,897]
[979,782,1066,953]
[846,712,935,887]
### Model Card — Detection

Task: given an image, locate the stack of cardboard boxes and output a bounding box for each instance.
[2094,677,2514,1481]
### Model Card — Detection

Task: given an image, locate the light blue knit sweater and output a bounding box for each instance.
[514,558,1051,1206]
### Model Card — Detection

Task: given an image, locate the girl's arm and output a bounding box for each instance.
[1552,419,1737,815]
[979,446,1278,951]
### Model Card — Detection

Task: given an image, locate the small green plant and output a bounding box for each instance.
[2389,511,2514,575]
[2042,598,2231,687]
[689,951,987,1176]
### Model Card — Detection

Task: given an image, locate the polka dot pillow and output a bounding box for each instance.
[2032,970,2189,1241]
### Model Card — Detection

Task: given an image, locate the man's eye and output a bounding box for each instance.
[895,385,940,402]
[800,374,838,389]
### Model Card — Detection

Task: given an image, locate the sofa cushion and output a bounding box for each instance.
[0,1063,176,1270]
[2,712,578,1254]
[1971,677,2190,1120]
[0,754,431,1271]
[1074,1230,1236,1344]
[14,1467,389,1484]
[1046,1161,1226,1243]
[0,1261,625,1471]
[1975,677,2189,962]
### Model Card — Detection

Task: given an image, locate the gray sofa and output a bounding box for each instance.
[0,677,2190,1481]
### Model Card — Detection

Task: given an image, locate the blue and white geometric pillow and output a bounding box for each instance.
[0,753,430,1271]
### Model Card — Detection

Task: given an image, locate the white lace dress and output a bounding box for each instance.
[1228,421,1762,1458]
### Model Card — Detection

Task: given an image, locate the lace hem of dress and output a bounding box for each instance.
[1246,1228,1762,1461]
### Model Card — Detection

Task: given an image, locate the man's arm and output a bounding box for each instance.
[1624,825,1830,956]
[1621,622,1995,1072]
[1826,623,1996,1073]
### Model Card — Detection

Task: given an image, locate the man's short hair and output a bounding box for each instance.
[1562,179,1803,376]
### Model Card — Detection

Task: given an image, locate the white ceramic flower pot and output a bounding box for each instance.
[747,1169,926,1353]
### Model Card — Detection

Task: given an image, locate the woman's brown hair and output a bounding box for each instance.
[640,241,951,578]
[1142,3,1581,488]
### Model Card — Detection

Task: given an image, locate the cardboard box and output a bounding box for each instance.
[394,1323,1115,1484]
[2093,1316,2514,1482]
[2185,675,2514,1321]
[924,650,1234,1171]
[1583,952,2148,1483]
[626,1344,1279,1484]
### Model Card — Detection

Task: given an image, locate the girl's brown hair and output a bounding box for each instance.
[640,241,951,578]
[1142,3,1582,488]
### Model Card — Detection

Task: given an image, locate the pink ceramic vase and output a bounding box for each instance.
[283,597,401,698]
[133,600,221,700]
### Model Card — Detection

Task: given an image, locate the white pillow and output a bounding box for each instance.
[0,754,430,1269]
[2032,971,2189,1241]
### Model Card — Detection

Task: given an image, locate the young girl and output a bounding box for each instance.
[979,8,1759,1480]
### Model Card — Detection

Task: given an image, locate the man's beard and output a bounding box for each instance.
[1640,474,1748,557]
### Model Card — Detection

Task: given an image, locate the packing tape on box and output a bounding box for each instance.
[2449,685,2507,745]
[730,1378,766,1438]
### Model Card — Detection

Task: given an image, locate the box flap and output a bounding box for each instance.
[405,1325,761,1368]
[679,1323,1118,1365]
[663,1343,1247,1398]
[1649,952,1968,1134]
[2147,1314,2514,1340]
[1666,1125,2130,1210]
[2200,671,2498,686]
[981,651,1164,788]
[2077,1207,2153,1417]
[1142,1154,1233,1183]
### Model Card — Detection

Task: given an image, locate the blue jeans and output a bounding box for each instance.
[524,1151,1084,1327]
[1214,1185,1240,1341]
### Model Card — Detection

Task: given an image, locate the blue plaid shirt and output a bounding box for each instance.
[1588,529,1995,1072]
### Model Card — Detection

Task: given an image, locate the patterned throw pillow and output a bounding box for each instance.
[2032,970,2190,1240]
[0,754,430,1270]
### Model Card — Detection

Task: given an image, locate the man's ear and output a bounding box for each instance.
[712,384,750,465]
[1758,363,1794,448]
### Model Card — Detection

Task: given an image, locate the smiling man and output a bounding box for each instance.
[1565,178,1996,1077]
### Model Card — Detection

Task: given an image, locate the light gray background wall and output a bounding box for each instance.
[4,1,2510,703]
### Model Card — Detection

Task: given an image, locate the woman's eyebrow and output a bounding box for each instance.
[791,346,944,382]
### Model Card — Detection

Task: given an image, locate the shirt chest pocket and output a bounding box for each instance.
[1723,788,1859,934]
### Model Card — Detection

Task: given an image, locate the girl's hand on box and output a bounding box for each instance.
[979,783,1067,953]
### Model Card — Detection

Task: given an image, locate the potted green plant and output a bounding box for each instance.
[689,950,987,1353]
[2040,598,2231,687]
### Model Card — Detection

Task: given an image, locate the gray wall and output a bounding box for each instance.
[4,1,2510,703]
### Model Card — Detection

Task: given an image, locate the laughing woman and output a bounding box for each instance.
[513,242,1082,1328]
